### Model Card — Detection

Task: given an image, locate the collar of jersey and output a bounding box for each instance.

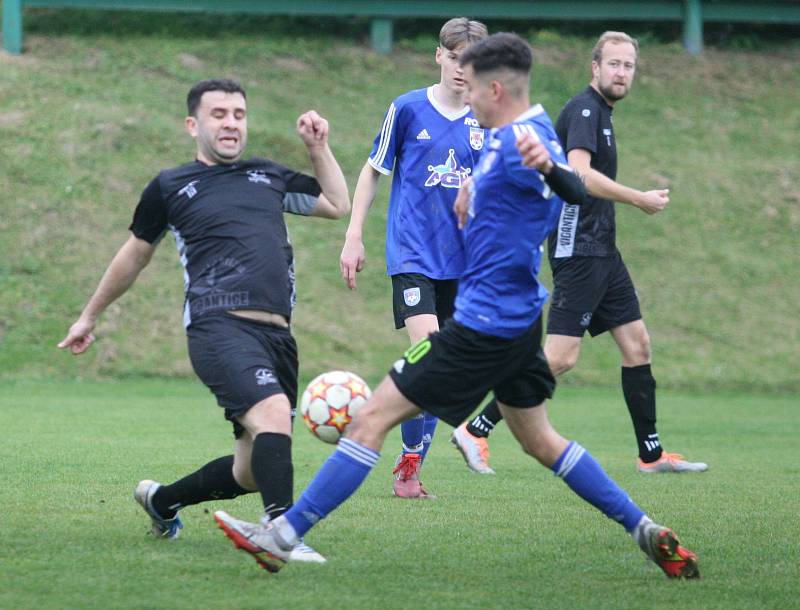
[513,104,544,123]
[489,104,545,137]
[426,86,471,121]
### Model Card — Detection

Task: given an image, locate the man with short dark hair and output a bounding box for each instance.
[456,32,707,475]
[214,34,700,580]
[59,78,350,562]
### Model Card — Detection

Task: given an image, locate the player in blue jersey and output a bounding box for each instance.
[215,33,700,580]
[456,32,707,475]
[339,17,490,498]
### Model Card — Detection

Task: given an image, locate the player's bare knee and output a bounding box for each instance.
[548,352,577,376]
[239,397,292,436]
[625,332,651,365]
[639,332,652,362]
[347,402,389,448]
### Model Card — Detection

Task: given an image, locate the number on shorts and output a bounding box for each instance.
[404,339,431,364]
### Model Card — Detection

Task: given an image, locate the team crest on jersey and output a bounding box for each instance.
[425,149,471,189]
[469,127,484,150]
[247,170,271,185]
[403,287,421,307]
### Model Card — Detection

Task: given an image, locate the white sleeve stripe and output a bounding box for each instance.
[367,157,391,176]
[512,123,541,143]
[371,102,396,169]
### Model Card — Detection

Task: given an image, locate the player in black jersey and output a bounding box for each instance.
[58,78,350,559]
[455,32,707,474]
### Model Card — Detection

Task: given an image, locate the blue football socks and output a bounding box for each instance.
[419,413,438,462]
[284,438,379,537]
[400,413,425,454]
[552,441,645,532]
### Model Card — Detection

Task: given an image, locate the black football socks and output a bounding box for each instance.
[621,364,662,463]
[251,432,294,521]
[466,399,503,438]
[152,455,249,519]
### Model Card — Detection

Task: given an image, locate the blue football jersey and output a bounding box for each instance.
[369,87,486,279]
[454,104,567,338]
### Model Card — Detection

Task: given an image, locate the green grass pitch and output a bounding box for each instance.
[1,379,796,609]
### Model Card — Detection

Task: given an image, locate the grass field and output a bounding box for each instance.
[0,10,798,392]
[1,379,797,609]
[1,10,798,610]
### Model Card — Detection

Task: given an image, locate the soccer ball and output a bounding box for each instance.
[300,370,371,444]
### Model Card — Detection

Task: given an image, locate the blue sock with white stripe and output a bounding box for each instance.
[419,413,439,462]
[283,438,379,537]
[400,413,425,454]
[552,441,645,532]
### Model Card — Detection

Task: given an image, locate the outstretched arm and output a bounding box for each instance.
[340,161,381,290]
[296,110,351,219]
[58,235,157,354]
[567,148,668,215]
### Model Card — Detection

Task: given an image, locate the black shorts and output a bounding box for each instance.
[391,273,458,329]
[388,318,555,427]
[187,313,298,438]
[547,251,642,337]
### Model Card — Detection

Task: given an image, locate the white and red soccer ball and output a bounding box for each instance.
[300,370,371,444]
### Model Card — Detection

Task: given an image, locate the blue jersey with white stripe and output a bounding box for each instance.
[369,87,486,279]
[454,105,567,338]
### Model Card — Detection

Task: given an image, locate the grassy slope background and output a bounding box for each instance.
[0,10,798,392]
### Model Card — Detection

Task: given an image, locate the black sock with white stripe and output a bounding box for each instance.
[153,455,249,519]
[621,365,662,463]
[466,399,503,438]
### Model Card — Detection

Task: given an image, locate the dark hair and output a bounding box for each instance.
[459,32,532,75]
[186,78,246,116]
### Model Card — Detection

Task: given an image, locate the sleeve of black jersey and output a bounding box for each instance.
[281,169,322,216]
[561,100,599,155]
[128,175,168,243]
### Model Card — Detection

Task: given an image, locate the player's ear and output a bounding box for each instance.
[435,45,443,65]
[491,79,502,100]
[185,116,198,137]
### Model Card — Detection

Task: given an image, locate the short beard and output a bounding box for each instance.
[598,83,628,102]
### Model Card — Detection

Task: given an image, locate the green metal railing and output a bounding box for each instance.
[3,0,799,55]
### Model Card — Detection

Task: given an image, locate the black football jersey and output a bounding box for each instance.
[550,86,618,259]
[129,157,321,326]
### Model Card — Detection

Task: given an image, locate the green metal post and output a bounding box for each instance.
[2,0,24,54]
[370,18,392,54]
[683,0,703,55]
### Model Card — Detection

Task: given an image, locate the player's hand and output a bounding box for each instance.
[340,236,366,290]
[296,110,329,148]
[516,132,554,174]
[636,189,669,215]
[454,178,471,229]
[57,318,96,355]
